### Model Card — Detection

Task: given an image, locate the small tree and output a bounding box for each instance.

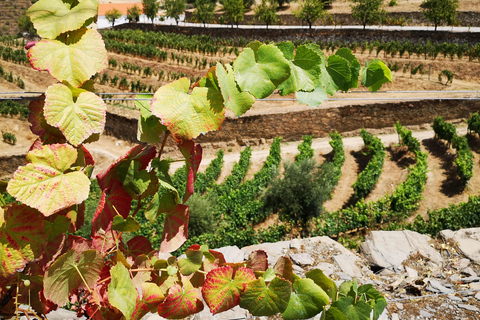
[193,0,215,27]
[293,0,327,30]
[164,0,187,25]
[105,8,122,27]
[126,4,141,23]
[351,0,385,30]
[142,0,161,23]
[254,0,278,29]
[223,0,245,27]
[17,12,36,36]
[421,0,459,31]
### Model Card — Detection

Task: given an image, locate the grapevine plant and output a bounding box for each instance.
[0,0,392,319]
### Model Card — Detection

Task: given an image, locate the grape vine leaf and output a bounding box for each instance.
[281,278,330,320]
[323,307,348,320]
[326,55,351,92]
[179,140,202,203]
[112,216,140,232]
[158,283,204,319]
[233,44,290,99]
[216,63,255,116]
[44,83,106,146]
[92,180,132,232]
[361,59,393,92]
[159,204,189,253]
[131,282,165,320]
[28,96,64,140]
[239,276,292,316]
[335,48,361,91]
[0,204,47,278]
[202,266,255,315]
[276,42,322,96]
[331,297,372,320]
[295,84,328,107]
[28,29,108,88]
[44,249,103,306]
[246,250,268,272]
[178,246,204,276]
[7,144,90,216]
[108,263,138,320]
[306,269,338,301]
[27,0,99,39]
[116,159,156,199]
[273,256,294,283]
[136,94,166,144]
[127,236,154,258]
[151,77,225,141]
[357,284,387,320]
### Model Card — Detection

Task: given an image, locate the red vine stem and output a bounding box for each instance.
[158,131,170,159]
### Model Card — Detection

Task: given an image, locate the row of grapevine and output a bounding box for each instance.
[101,29,237,56]
[0,45,28,64]
[0,35,24,47]
[433,116,474,182]
[295,135,315,162]
[0,66,25,89]
[0,100,29,118]
[94,72,156,92]
[315,123,428,236]
[352,129,386,200]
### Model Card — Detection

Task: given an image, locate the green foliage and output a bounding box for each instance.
[467,112,480,135]
[195,149,224,194]
[438,69,455,85]
[0,100,29,119]
[210,147,251,198]
[395,122,421,154]
[2,131,16,145]
[142,0,161,23]
[452,135,474,182]
[350,0,386,29]
[293,0,327,29]
[192,0,215,27]
[127,4,141,23]
[163,0,186,25]
[296,135,315,162]
[254,0,278,29]
[433,116,456,144]
[105,7,122,27]
[17,12,36,36]
[352,129,385,200]
[421,0,459,31]
[185,193,219,238]
[223,0,245,27]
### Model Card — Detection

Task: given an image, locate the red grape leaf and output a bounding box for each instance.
[157,283,204,319]
[127,236,154,258]
[131,282,165,320]
[246,250,268,272]
[273,256,294,283]
[202,266,256,315]
[159,204,189,253]
[92,180,132,233]
[178,140,202,203]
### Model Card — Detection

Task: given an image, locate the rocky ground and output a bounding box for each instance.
[31,228,480,320]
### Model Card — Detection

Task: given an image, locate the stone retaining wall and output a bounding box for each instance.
[103,99,480,146]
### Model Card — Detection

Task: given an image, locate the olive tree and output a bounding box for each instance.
[193,0,215,27]
[223,0,245,27]
[127,4,141,23]
[421,0,459,31]
[142,0,161,23]
[293,0,327,30]
[351,0,385,30]
[254,0,278,29]
[105,8,122,27]
[164,0,187,25]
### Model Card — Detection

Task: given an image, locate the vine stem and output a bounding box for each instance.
[74,266,92,294]
[158,131,170,159]
[131,198,143,218]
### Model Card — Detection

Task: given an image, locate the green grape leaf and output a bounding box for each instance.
[159,204,189,253]
[240,276,292,316]
[28,29,107,88]
[323,306,348,320]
[151,78,225,141]
[7,144,90,216]
[277,43,322,96]
[44,249,103,306]
[246,250,268,272]
[339,279,357,299]
[112,216,141,232]
[131,282,165,320]
[136,94,166,144]
[361,60,393,92]
[202,266,256,315]
[27,0,99,39]
[335,48,361,91]
[116,160,153,199]
[178,246,204,276]
[0,204,47,278]
[332,297,372,320]
[108,263,138,320]
[158,283,204,319]
[326,55,351,92]
[233,44,290,99]
[216,63,255,116]
[296,84,328,107]
[357,284,387,320]
[194,66,220,91]
[44,83,106,146]
[306,269,338,301]
[282,278,330,320]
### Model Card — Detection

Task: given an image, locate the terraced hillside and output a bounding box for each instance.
[0,0,31,36]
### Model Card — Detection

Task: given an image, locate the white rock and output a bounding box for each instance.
[333,254,363,278]
[213,245,244,263]
[241,240,291,266]
[440,228,480,264]
[360,230,443,270]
